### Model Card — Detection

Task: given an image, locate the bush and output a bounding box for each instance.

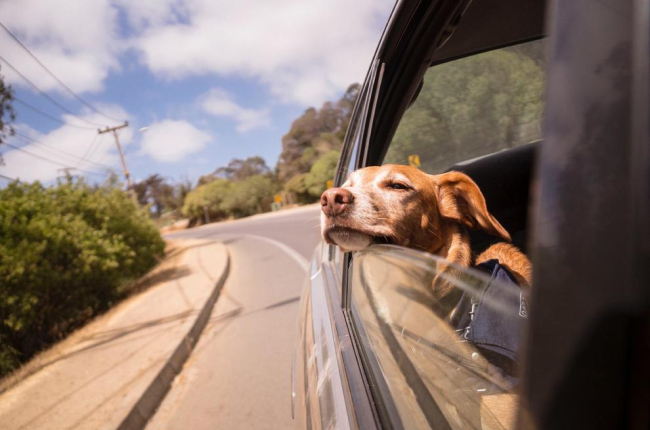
[182,179,233,222]
[304,150,340,198]
[283,173,313,204]
[220,175,277,218]
[0,178,165,377]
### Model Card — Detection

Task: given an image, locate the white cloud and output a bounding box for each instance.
[138,120,212,162]
[0,0,121,95]
[200,88,270,132]
[0,0,392,107]
[0,106,132,183]
[127,0,393,105]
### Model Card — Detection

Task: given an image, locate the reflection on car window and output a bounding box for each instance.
[335,66,373,187]
[384,39,545,173]
[350,246,530,430]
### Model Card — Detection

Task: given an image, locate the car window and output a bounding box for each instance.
[346,40,544,429]
[334,61,376,187]
[330,63,379,284]
[349,246,530,429]
[383,39,545,173]
[330,103,363,284]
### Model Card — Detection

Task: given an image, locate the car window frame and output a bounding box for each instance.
[330,60,382,287]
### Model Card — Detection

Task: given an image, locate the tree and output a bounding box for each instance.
[276,84,359,182]
[132,174,171,216]
[215,156,271,181]
[0,66,16,165]
[304,150,340,198]
[283,173,311,204]
[132,175,191,218]
[182,178,234,222]
[167,179,193,215]
[220,175,277,218]
[384,48,544,173]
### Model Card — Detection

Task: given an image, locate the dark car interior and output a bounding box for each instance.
[446,142,538,255]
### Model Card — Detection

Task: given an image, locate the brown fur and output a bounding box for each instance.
[320,165,532,296]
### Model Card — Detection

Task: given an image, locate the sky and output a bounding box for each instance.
[0,0,394,186]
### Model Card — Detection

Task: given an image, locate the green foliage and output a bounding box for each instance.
[182,175,277,222]
[384,45,545,173]
[283,173,311,204]
[215,156,271,181]
[304,150,340,198]
[276,84,358,181]
[281,150,341,203]
[0,178,164,376]
[0,65,17,164]
[220,175,277,218]
[133,175,191,218]
[182,179,233,221]
[198,156,272,186]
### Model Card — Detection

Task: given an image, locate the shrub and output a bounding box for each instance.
[283,173,313,204]
[182,179,233,223]
[220,175,277,218]
[304,150,340,198]
[0,178,165,376]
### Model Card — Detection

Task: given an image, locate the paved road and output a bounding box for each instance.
[148,204,322,429]
[164,204,322,261]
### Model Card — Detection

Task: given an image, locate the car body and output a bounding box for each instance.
[293,0,650,429]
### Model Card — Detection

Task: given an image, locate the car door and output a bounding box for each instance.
[343,34,545,430]
[337,0,649,429]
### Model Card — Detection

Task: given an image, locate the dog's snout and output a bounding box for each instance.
[321,188,354,217]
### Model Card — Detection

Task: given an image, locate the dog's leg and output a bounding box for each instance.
[476,242,532,288]
[431,224,472,314]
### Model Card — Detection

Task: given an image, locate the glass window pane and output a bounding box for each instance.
[384,39,545,173]
[350,246,530,429]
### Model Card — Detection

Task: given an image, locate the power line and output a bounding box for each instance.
[13,131,113,170]
[0,173,18,182]
[2,141,106,176]
[77,133,101,167]
[0,55,109,128]
[0,21,127,124]
[13,96,98,130]
[83,134,107,164]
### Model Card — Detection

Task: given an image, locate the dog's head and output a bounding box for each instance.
[320,164,510,253]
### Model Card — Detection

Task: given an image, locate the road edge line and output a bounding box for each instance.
[117,244,232,430]
[239,233,309,272]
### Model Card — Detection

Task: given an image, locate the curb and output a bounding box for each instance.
[117,246,231,430]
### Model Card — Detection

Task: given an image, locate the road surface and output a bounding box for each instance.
[148,204,322,429]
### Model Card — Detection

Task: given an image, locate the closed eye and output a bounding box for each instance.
[386,182,410,190]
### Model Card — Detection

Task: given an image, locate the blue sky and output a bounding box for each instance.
[0,0,394,185]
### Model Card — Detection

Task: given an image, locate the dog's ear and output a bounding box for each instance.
[432,171,511,241]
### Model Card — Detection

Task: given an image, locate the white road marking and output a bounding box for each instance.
[237,234,310,272]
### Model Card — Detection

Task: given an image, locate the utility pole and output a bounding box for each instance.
[203,205,211,224]
[98,122,136,200]
[57,167,78,180]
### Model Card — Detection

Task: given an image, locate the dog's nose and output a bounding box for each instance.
[321,188,354,217]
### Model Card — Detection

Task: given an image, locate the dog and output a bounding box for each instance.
[320,164,531,429]
[320,164,531,297]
